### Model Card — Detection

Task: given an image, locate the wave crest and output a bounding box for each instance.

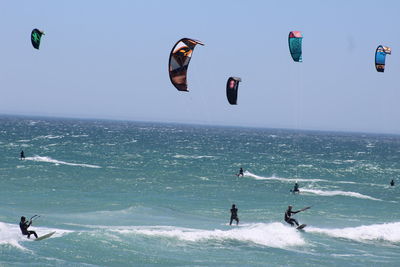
[308,222,400,243]
[25,156,101,168]
[0,221,72,250]
[301,188,381,201]
[110,222,305,249]
[244,171,325,183]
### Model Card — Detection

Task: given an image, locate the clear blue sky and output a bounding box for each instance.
[1,0,399,133]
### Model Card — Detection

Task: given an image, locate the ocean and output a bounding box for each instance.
[0,115,399,266]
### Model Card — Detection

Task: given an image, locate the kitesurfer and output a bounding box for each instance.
[237,168,244,177]
[284,205,305,227]
[19,216,38,239]
[20,150,25,160]
[291,182,300,193]
[390,179,395,186]
[230,204,239,225]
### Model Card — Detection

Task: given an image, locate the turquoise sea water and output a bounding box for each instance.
[0,116,399,266]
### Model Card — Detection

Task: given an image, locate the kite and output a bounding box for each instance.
[375,45,391,72]
[226,77,242,105]
[168,38,204,91]
[289,31,303,62]
[31,29,45,49]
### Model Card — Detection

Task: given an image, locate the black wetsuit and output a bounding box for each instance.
[238,168,244,176]
[284,209,299,227]
[230,207,239,225]
[20,151,25,160]
[390,180,395,186]
[292,183,299,193]
[19,220,38,239]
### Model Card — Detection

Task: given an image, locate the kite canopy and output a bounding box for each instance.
[375,45,391,72]
[288,31,303,62]
[226,77,241,105]
[31,29,44,49]
[168,38,204,91]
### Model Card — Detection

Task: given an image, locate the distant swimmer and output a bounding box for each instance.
[19,216,38,239]
[284,205,310,227]
[290,182,300,194]
[237,168,244,177]
[20,150,25,160]
[390,179,395,186]
[230,204,239,225]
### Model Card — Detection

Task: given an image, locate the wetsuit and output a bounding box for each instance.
[20,151,25,160]
[292,183,299,193]
[230,207,239,225]
[19,220,38,239]
[284,209,299,227]
[238,168,244,176]
[390,180,395,186]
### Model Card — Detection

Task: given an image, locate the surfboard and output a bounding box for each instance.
[296,224,306,230]
[34,231,55,241]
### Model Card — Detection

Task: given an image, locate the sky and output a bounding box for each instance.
[1,0,399,134]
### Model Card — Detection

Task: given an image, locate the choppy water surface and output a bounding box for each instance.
[1,116,399,266]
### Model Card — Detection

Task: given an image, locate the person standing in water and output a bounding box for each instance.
[20,150,25,160]
[237,168,244,177]
[390,179,395,186]
[230,204,239,225]
[292,182,300,193]
[19,216,38,239]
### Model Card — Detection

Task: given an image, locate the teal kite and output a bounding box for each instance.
[288,31,303,62]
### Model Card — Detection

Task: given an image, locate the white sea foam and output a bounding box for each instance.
[25,156,101,168]
[245,172,358,185]
[19,144,30,148]
[5,143,21,148]
[124,139,138,144]
[110,222,305,249]
[173,154,215,159]
[71,134,89,138]
[33,135,64,140]
[300,188,381,201]
[298,164,313,168]
[307,222,400,243]
[28,120,39,126]
[244,171,326,183]
[0,222,28,250]
[0,221,72,250]
[335,181,357,184]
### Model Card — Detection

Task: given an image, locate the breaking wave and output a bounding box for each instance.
[307,222,400,243]
[109,222,305,249]
[0,221,72,250]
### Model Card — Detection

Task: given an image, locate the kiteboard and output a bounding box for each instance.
[296,224,306,230]
[34,231,55,241]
